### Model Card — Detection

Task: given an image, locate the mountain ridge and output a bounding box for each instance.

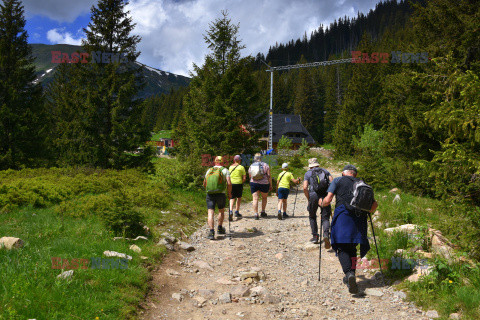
[30,43,190,98]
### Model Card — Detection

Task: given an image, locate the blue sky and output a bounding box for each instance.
[22,0,380,76]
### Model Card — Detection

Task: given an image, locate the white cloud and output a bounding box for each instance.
[127,0,379,76]
[23,0,379,76]
[22,0,97,22]
[47,28,83,45]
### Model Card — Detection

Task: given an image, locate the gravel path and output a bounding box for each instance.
[140,172,431,320]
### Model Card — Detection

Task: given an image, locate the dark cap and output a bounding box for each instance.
[343,164,357,173]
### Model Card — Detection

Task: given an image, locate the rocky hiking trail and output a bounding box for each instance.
[140,169,433,320]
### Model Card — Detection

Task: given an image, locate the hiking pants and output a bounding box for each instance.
[307,193,331,236]
[335,243,357,275]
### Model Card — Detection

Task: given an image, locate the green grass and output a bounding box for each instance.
[366,189,480,319]
[0,162,206,319]
[151,130,172,140]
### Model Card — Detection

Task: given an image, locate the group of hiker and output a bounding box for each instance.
[203,153,378,294]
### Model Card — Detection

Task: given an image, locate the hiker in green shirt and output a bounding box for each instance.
[228,155,246,221]
[203,156,232,240]
[276,163,301,220]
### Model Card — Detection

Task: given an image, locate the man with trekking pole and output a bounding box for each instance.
[319,164,378,294]
[303,158,333,245]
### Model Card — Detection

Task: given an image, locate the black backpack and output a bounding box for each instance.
[309,168,329,196]
[350,178,375,212]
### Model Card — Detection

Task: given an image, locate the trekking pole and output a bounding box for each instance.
[318,199,323,281]
[292,183,299,217]
[368,212,385,286]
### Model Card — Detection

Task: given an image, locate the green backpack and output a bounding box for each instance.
[206,167,226,194]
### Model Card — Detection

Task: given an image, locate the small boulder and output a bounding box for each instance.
[275,253,284,260]
[425,310,440,318]
[103,251,132,260]
[129,244,141,253]
[178,241,195,252]
[250,286,267,298]
[172,292,184,302]
[449,313,461,319]
[304,243,318,252]
[198,289,215,298]
[193,296,207,308]
[240,271,259,281]
[393,194,401,203]
[230,285,250,297]
[57,270,74,280]
[192,260,213,271]
[365,288,383,297]
[218,292,231,304]
[384,224,419,234]
[157,238,175,251]
[389,188,400,193]
[166,269,180,277]
[0,237,24,250]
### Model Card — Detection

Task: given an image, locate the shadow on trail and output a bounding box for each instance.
[226,231,265,239]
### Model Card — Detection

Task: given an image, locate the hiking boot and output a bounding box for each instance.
[260,211,267,218]
[277,211,283,220]
[310,235,320,244]
[217,225,226,235]
[323,233,331,249]
[282,212,289,219]
[207,230,215,240]
[228,211,233,222]
[254,214,259,220]
[234,211,242,218]
[346,272,358,294]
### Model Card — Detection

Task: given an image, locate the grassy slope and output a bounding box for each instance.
[0,160,206,320]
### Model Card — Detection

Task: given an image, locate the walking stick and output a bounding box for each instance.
[318,199,323,281]
[292,183,299,217]
[368,212,385,285]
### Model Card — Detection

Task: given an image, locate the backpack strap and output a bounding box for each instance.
[230,165,239,174]
[278,172,287,185]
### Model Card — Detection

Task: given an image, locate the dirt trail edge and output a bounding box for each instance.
[140,171,429,320]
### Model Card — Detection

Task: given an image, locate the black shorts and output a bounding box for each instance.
[206,193,226,210]
[250,182,270,194]
[231,184,243,199]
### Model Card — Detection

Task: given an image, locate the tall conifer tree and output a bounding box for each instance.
[49,0,147,168]
[0,0,45,169]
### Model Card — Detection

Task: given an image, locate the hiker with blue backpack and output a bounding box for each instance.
[203,156,232,240]
[320,164,378,294]
[303,158,333,246]
[248,153,272,220]
[276,163,301,220]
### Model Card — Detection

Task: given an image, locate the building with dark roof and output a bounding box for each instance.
[259,114,316,150]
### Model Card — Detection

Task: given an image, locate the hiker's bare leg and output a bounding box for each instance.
[252,191,259,214]
[236,198,241,211]
[283,199,288,212]
[208,209,215,229]
[218,208,225,226]
[261,192,268,212]
[229,198,235,212]
[277,198,282,211]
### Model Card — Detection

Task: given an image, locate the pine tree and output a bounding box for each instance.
[49,0,147,168]
[175,11,260,157]
[0,0,45,169]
